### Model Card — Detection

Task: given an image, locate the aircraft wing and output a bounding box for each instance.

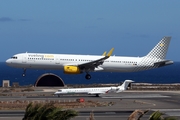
[88,91,107,95]
[78,48,114,71]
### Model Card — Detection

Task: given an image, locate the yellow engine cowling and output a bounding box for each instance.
[64,66,81,74]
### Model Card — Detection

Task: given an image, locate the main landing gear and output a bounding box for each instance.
[95,94,100,97]
[22,69,26,77]
[85,74,91,80]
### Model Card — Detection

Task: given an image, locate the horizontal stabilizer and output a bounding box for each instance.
[154,60,173,67]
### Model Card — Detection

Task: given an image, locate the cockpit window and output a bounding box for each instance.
[58,90,62,92]
[11,56,17,59]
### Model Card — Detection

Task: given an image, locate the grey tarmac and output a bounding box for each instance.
[0,91,180,120]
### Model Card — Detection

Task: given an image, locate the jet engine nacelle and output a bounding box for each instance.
[64,66,81,74]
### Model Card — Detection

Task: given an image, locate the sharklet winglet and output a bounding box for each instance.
[102,51,107,56]
[107,48,114,57]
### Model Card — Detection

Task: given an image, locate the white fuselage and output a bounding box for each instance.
[55,87,116,95]
[54,80,133,96]
[5,37,173,79]
[6,53,149,72]
[54,86,125,95]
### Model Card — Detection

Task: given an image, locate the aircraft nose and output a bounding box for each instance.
[6,59,11,65]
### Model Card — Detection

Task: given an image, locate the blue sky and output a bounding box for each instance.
[0,0,180,62]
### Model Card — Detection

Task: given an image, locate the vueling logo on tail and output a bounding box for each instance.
[160,43,164,47]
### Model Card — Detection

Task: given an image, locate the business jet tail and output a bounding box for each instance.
[116,80,134,93]
[146,36,171,59]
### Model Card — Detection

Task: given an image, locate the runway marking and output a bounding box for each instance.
[134,100,156,106]
[101,95,171,99]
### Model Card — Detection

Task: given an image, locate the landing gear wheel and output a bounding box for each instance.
[85,74,91,80]
[96,94,99,97]
[22,68,26,77]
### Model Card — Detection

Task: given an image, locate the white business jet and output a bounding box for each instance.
[6,36,173,80]
[54,80,134,97]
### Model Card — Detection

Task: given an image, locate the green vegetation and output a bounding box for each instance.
[149,111,178,120]
[128,110,178,120]
[22,102,78,120]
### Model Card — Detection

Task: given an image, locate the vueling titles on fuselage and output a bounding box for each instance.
[6,37,173,80]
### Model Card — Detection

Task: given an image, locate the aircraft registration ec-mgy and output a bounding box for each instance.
[6,36,173,80]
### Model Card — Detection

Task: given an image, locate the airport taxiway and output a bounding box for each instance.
[0,91,180,120]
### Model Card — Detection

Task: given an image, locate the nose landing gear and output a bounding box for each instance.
[22,69,26,77]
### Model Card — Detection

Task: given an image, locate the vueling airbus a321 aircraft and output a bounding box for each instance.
[6,36,173,80]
